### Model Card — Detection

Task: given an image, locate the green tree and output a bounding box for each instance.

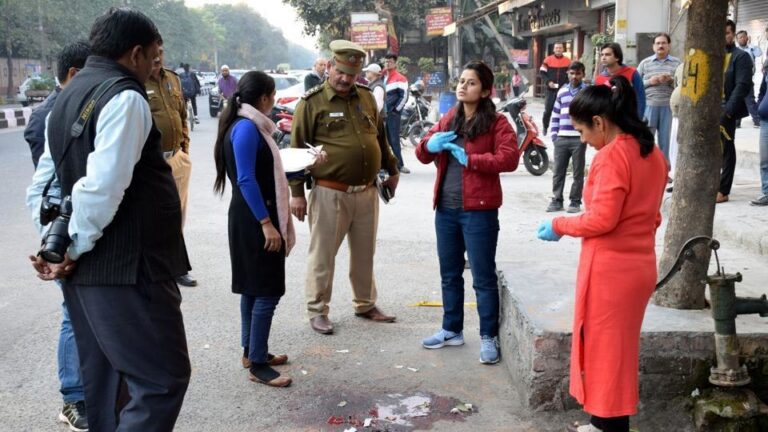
[202,4,315,70]
[1,0,37,97]
[2,0,317,99]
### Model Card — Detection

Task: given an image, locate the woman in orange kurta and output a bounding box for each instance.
[537,76,667,432]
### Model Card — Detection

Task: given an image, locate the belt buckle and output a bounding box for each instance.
[348,184,366,193]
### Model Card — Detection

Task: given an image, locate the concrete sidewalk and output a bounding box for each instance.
[521,98,768,256]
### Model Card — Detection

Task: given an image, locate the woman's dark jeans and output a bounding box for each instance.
[435,207,500,337]
[240,295,280,363]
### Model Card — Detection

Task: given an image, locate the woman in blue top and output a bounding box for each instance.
[213,71,323,387]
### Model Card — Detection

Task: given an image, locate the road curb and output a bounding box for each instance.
[0,107,32,129]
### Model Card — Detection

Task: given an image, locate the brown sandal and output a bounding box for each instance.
[248,372,292,387]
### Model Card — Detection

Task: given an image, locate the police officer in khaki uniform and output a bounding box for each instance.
[290,40,400,334]
[146,46,197,287]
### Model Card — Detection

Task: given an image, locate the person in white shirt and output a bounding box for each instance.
[26,8,190,431]
[363,63,385,114]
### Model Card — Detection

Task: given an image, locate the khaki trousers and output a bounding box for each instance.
[305,185,379,317]
[167,150,192,226]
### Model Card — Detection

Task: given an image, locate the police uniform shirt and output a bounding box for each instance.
[145,68,189,153]
[289,81,399,198]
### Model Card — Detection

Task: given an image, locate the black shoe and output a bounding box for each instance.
[546,200,563,212]
[176,273,198,287]
[59,401,88,432]
[566,202,581,213]
[666,186,673,193]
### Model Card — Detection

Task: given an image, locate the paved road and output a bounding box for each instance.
[4,96,758,431]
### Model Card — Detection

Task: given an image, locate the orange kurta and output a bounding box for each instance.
[553,134,667,417]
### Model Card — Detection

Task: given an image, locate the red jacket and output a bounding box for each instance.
[415,108,519,210]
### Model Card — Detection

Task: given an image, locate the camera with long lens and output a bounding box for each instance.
[39,195,72,264]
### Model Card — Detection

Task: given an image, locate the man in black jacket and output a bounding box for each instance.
[719,20,754,203]
[304,57,327,91]
[27,8,191,431]
[24,43,89,168]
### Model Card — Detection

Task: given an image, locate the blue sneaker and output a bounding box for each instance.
[422,329,464,349]
[479,336,500,364]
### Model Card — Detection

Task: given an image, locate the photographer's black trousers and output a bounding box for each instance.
[63,278,190,431]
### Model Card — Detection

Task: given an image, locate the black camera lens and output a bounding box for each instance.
[39,196,72,264]
[40,215,71,264]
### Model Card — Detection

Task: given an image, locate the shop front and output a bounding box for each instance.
[510,0,603,95]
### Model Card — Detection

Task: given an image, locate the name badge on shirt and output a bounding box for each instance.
[147,90,155,95]
[329,112,344,118]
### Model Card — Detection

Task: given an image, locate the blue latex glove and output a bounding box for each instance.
[444,143,468,166]
[536,220,562,241]
[426,131,457,153]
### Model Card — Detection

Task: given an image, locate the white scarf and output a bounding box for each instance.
[237,103,295,255]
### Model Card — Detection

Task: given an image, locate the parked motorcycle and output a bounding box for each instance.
[272,110,293,149]
[499,97,549,176]
[267,102,295,149]
[399,82,434,147]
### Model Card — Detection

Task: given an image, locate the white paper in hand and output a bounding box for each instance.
[279,146,323,173]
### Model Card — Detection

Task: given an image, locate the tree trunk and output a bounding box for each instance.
[653,1,728,309]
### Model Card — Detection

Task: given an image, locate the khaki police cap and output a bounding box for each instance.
[329,40,366,75]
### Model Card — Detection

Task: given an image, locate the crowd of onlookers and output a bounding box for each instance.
[510,24,768,211]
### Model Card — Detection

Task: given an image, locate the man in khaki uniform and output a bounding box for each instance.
[146,46,197,287]
[290,40,400,334]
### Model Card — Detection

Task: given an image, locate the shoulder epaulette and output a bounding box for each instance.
[163,67,179,76]
[302,85,324,100]
[355,83,371,91]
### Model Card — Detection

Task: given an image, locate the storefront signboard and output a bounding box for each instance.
[351,22,388,50]
[426,7,453,37]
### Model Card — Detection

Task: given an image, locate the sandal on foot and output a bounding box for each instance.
[248,364,292,387]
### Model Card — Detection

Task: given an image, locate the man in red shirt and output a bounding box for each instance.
[595,43,646,116]
[539,42,571,134]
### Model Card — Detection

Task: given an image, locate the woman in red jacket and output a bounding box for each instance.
[537,76,667,432]
[415,61,519,364]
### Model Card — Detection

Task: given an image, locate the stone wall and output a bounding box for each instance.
[499,270,768,411]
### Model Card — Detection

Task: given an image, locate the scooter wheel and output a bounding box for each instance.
[523,146,549,176]
[408,121,434,146]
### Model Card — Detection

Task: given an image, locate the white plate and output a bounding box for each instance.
[279,146,322,173]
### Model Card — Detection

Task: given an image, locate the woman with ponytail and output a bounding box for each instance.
[415,60,519,364]
[536,75,667,432]
[213,71,324,388]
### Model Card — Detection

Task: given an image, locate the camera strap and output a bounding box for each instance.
[43,76,133,196]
